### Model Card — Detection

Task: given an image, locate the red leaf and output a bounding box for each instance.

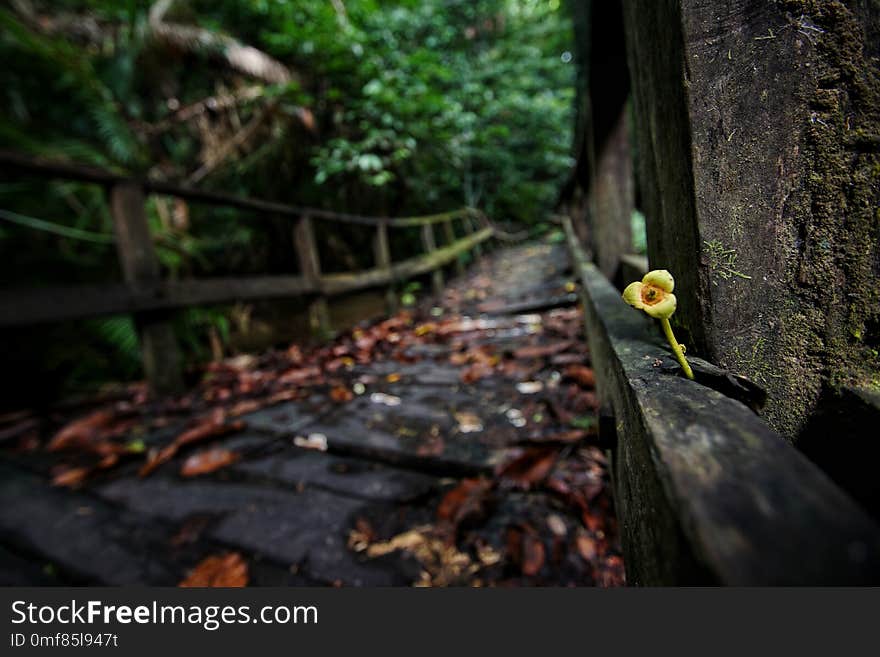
[436,478,493,539]
[51,466,92,488]
[496,448,558,489]
[179,553,248,587]
[180,448,240,477]
[460,362,494,383]
[513,341,574,360]
[47,410,115,452]
[330,385,354,403]
[521,531,546,576]
[506,524,546,576]
[563,365,596,388]
[576,532,597,562]
[139,415,244,477]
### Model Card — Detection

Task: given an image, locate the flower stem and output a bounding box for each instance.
[660,317,694,380]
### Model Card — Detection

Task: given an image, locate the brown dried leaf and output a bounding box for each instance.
[513,341,574,360]
[576,532,598,563]
[330,385,354,403]
[436,478,493,538]
[180,448,240,477]
[564,365,596,388]
[47,410,115,452]
[521,531,546,576]
[179,553,248,587]
[51,466,92,488]
[496,448,558,489]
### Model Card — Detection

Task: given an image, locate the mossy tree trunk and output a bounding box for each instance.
[623,0,880,442]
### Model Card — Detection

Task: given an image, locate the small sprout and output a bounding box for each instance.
[622,270,694,380]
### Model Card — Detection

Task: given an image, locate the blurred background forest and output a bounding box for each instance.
[0,0,581,405]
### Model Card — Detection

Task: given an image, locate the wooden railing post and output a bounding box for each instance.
[108,181,183,395]
[420,223,444,298]
[373,220,398,315]
[293,214,331,336]
[467,214,484,258]
[443,218,465,276]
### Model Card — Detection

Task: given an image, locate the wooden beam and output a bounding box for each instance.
[442,218,465,276]
[108,182,183,395]
[293,214,331,336]
[620,253,648,284]
[562,216,880,585]
[373,221,397,314]
[0,276,316,327]
[467,215,483,257]
[421,223,444,298]
[590,108,633,284]
[322,228,493,296]
[0,150,475,229]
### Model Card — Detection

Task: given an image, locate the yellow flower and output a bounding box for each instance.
[621,269,693,380]
[622,269,677,319]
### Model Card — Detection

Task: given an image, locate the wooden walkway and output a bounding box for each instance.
[0,240,624,586]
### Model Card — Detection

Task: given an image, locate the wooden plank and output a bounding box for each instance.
[421,223,444,298]
[562,216,880,585]
[372,221,397,314]
[467,215,484,257]
[293,214,331,336]
[590,109,633,284]
[442,218,465,276]
[0,227,489,325]
[0,150,473,229]
[322,228,493,296]
[108,182,183,395]
[0,276,315,326]
[620,253,648,284]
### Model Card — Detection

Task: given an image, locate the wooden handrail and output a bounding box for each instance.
[0,150,500,392]
[0,150,476,228]
[560,215,880,584]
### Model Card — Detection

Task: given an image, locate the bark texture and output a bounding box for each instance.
[623,0,880,439]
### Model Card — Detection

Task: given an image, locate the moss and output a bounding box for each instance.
[761,0,880,437]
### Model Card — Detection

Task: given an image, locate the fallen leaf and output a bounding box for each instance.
[330,385,354,403]
[51,466,92,488]
[293,433,328,451]
[436,478,493,539]
[47,410,115,452]
[506,524,546,576]
[179,553,248,587]
[454,412,483,433]
[521,531,546,576]
[496,447,558,489]
[564,365,596,388]
[461,362,494,383]
[513,341,573,360]
[576,532,598,562]
[139,415,244,477]
[180,448,240,477]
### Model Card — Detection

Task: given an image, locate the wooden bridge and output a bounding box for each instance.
[3,0,880,585]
